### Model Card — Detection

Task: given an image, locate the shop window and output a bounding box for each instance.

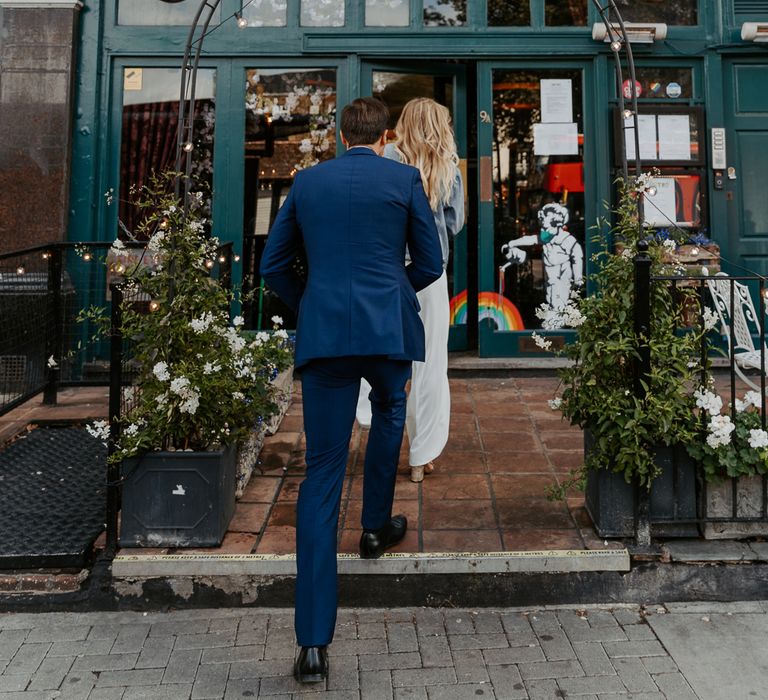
[243,68,337,329]
[243,0,288,27]
[372,71,454,128]
[618,67,694,101]
[612,0,697,25]
[117,0,220,25]
[491,69,586,332]
[119,68,216,236]
[545,0,587,26]
[487,0,530,27]
[423,0,467,26]
[301,0,345,26]
[366,0,410,26]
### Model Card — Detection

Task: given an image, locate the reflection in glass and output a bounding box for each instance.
[243,69,337,329]
[366,0,410,26]
[301,0,345,26]
[614,0,697,25]
[488,0,530,27]
[243,0,288,27]
[620,68,694,100]
[118,0,220,25]
[372,72,453,129]
[492,70,585,331]
[423,0,467,26]
[545,0,587,26]
[119,68,216,237]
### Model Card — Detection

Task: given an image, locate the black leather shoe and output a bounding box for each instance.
[294,646,328,683]
[359,515,408,559]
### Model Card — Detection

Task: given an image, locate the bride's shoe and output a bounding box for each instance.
[410,461,435,483]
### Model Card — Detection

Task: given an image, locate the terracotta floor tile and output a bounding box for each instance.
[539,431,583,450]
[341,500,419,530]
[482,432,540,452]
[228,503,270,534]
[569,505,594,529]
[501,529,584,551]
[495,498,574,529]
[338,527,419,555]
[485,452,550,473]
[477,417,533,433]
[474,402,528,417]
[239,476,282,503]
[434,451,487,473]
[421,499,497,530]
[256,526,296,554]
[419,473,491,501]
[276,476,303,502]
[491,474,561,500]
[267,502,296,529]
[394,477,420,500]
[276,414,304,433]
[546,450,585,471]
[444,433,482,451]
[422,529,503,553]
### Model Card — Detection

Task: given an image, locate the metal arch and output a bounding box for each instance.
[173,0,223,211]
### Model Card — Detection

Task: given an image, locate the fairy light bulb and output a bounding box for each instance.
[234,255,241,263]
[159,219,169,230]
[646,186,657,197]
[205,259,214,269]
[149,300,160,312]
[183,142,194,153]
[623,109,633,119]
[218,255,226,264]
[41,252,49,260]
[16,266,25,275]
[236,13,248,28]
[610,40,622,52]
[83,252,92,261]
[115,262,126,274]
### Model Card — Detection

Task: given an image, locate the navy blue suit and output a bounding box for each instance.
[260,147,442,646]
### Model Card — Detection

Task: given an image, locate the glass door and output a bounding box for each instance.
[477,61,596,357]
[361,62,469,351]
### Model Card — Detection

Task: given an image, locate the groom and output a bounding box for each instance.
[260,97,442,683]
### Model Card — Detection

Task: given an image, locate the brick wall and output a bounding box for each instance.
[0,4,80,254]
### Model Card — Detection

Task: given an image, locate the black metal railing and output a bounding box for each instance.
[634,243,768,534]
[0,241,232,417]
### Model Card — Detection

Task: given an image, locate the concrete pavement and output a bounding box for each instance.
[1,602,765,699]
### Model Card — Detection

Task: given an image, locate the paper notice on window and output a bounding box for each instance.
[643,177,677,227]
[658,115,692,160]
[533,123,579,156]
[540,79,573,123]
[624,115,657,161]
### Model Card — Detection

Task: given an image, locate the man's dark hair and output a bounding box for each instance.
[340,98,389,146]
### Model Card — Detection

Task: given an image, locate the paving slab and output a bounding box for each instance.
[663,540,758,562]
[648,609,768,699]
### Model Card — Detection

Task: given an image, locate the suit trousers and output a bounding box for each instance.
[296,356,412,647]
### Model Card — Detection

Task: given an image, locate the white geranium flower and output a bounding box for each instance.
[743,391,764,410]
[662,239,677,252]
[275,329,289,339]
[694,388,723,416]
[748,428,768,450]
[153,362,170,382]
[531,332,553,352]
[47,355,58,368]
[702,307,719,331]
[233,316,245,327]
[179,390,200,415]
[271,315,284,326]
[706,414,735,449]
[170,376,190,395]
[548,398,562,410]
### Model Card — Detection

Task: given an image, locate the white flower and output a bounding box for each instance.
[735,398,748,413]
[620,248,633,259]
[155,393,168,407]
[701,266,710,276]
[153,362,170,382]
[47,355,58,368]
[531,332,553,352]
[110,238,129,257]
[702,307,719,331]
[179,390,200,415]
[233,392,245,401]
[271,315,284,326]
[190,312,214,334]
[275,329,289,339]
[694,388,723,416]
[147,231,165,252]
[124,423,140,437]
[548,398,562,410]
[748,428,768,450]
[744,391,764,410]
[203,362,220,375]
[233,316,245,327]
[662,239,677,252]
[86,420,110,443]
[706,414,735,449]
[170,376,190,396]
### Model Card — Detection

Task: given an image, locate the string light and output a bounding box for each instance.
[235,12,248,28]
[623,109,633,119]
[16,266,25,275]
[646,186,657,197]
[610,40,622,52]
[234,255,241,263]
[218,255,226,264]
[159,219,169,230]
[183,142,194,153]
[149,300,160,312]
[83,252,92,261]
[205,260,215,269]
[762,288,768,302]
[115,262,126,274]
[41,252,49,260]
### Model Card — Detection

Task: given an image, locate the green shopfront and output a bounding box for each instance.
[69,0,768,358]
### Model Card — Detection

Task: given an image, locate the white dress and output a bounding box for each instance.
[357,152,464,467]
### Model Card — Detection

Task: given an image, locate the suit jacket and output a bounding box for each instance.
[260,147,443,369]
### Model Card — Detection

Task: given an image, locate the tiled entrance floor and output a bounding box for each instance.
[123,377,611,557]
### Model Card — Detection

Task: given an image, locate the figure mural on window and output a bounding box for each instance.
[500,202,583,324]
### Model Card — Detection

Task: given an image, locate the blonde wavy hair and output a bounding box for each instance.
[393,98,459,211]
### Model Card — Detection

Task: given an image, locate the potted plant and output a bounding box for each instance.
[537,175,704,537]
[100,173,293,547]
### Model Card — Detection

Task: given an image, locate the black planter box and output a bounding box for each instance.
[120,444,237,547]
[584,434,698,538]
